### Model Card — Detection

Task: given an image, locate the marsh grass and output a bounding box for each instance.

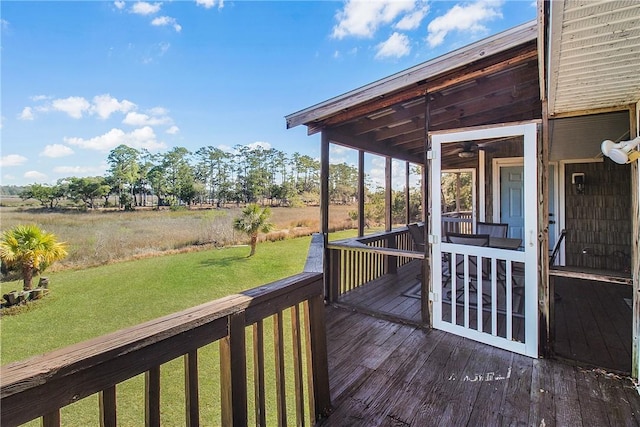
[0,205,356,272]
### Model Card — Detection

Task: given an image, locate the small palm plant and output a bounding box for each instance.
[233,204,274,257]
[0,225,68,290]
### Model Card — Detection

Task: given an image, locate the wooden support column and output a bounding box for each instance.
[358,150,365,237]
[630,103,640,382]
[422,93,432,326]
[320,132,330,299]
[539,101,551,358]
[538,2,551,359]
[385,156,392,232]
[405,161,411,224]
[385,156,397,274]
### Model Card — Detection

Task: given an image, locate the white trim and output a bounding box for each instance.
[479,150,486,222]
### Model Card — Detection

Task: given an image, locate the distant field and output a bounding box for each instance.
[0,200,357,271]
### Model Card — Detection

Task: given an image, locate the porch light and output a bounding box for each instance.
[601,136,640,164]
[458,151,475,158]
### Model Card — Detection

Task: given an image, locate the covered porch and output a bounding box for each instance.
[286,1,640,380]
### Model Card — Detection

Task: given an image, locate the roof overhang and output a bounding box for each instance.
[547,1,640,117]
[286,21,538,130]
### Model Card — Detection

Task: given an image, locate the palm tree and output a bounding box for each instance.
[232,204,274,257]
[0,225,68,290]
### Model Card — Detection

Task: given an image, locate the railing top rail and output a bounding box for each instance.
[1,272,323,425]
[326,226,426,259]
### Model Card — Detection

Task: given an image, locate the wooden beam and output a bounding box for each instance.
[539,99,551,358]
[325,128,422,164]
[422,93,432,327]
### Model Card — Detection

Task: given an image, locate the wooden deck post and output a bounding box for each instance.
[321,132,331,299]
[220,312,247,427]
[385,156,398,274]
[358,150,365,237]
[405,161,411,224]
[305,294,332,422]
[422,93,432,326]
[630,103,640,382]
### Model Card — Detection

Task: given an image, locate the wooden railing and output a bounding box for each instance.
[1,272,331,427]
[442,211,473,235]
[326,227,424,302]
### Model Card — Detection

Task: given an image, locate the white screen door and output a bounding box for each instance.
[430,123,538,357]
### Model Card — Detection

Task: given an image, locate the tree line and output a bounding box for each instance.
[17,144,370,210]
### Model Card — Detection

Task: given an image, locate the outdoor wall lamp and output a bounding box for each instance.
[571,172,585,194]
[601,136,640,164]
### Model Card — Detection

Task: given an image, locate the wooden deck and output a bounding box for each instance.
[338,261,633,374]
[554,277,633,373]
[322,306,640,426]
[336,260,423,324]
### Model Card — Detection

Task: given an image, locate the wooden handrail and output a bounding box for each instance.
[1,272,330,427]
[326,227,423,302]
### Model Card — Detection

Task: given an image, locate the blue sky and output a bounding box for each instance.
[1,0,536,187]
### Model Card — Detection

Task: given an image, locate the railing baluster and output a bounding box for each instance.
[99,385,117,427]
[291,304,306,426]
[145,366,161,427]
[42,410,60,427]
[274,310,287,427]
[253,320,266,427]
[184,350,199,427]
[220,311,247,427]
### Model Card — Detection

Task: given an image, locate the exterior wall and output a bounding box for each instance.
[563,161,632,272]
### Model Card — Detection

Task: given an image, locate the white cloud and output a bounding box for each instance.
[30,95,49,102]
[51,96,91,119]
[1,19,9,31]
[427,0,503,47]
[114,1,125,10]
[131,2,162,15]
[332,0,418,39]
[40,144,75,158]
[395,4,428,31]
[246,141,272,151]
[19,107,34,120]
[64,127,166,152]
[92,94,136,119]
[24,170,48,181]
[1,154,28,167]
[166,125,179,134]
[123,111,171,126]
[151,16,182,32]
[3,174,16,181]
[375,32,411,59]
[196,0,224,9]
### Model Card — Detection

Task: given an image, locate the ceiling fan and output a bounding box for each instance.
[452,141,496,158]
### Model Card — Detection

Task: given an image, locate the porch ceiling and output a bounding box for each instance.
[548,1,640,116]
[286,22,542,165]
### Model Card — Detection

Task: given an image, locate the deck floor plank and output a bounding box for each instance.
[339,262,632,373]
[321,306,640,427]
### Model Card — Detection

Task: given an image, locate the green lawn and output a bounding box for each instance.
[0,233,359,426]
[1,236,318,363]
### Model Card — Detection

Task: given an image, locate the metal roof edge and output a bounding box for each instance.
[285,20,538,130]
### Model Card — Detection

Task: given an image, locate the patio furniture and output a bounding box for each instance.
[407,223,425,252]
[446,233,491,302]
[477,222,508,238]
